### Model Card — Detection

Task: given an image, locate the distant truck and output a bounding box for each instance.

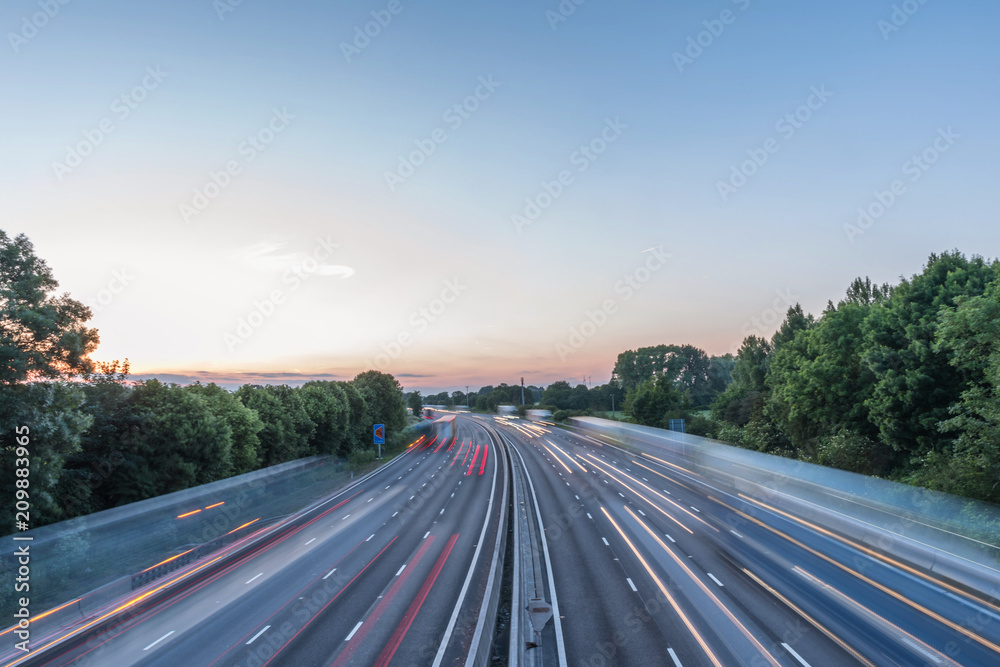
[496,405,517,417]
[526,409,553,421]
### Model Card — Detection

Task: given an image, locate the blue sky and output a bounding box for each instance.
[3,0,998,392]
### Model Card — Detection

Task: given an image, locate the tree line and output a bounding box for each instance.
[614,251,1000,505]
[0,231,408,534]
[411,251,999,505]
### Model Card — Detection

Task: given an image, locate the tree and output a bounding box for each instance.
[919,266,1000,501]
[541,381,573,410]
[862,251,998,458]
[588,382,625,413]
[56,360,134,517]
[235,385,315,466]
[0,231,99,531]
[766,302,882,461]
[352,370,406,434]
[732,336,772,393]
[299,381,350,457]
[623,376,685,428]
[104,380,232,505]
[842,276,893,307]
[770,304,814,352]
[1,230,99,384]
[706,355,735,395]
[407,390,423,418]
[0,382,92,532]
[336,381,370,449]
[186,382,264,473]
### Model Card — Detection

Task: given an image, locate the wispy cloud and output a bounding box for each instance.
[236,239,355,279]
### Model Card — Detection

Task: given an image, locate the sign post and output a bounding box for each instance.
[373,424,385,459]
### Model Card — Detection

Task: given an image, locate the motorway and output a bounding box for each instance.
[485,414,1000,667]
[9,412,1000,666]
[15,418,505,667]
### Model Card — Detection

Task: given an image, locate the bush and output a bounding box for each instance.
[348,448,376,468]
[685,415,717,438]
[814,430,892,476]
[553,410,569,422]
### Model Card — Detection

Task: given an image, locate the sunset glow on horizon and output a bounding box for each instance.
[5,0,998,393]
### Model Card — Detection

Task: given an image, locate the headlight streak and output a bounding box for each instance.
[623,505,783,667]
[793,566,961,667]
[544,439,588,472]
[632,459,698,494]
[730,501,1000,655]
[599,506,724,667]
[740,494,1000,616]
[740,567,876,667]
[541,442,574,474]
[585,454,707,534]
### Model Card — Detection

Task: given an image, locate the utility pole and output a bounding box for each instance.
[466,386,470,408]
[520,377,525,405]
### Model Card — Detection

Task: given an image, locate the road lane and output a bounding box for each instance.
[493,417,863,666]
[28,420,503,667]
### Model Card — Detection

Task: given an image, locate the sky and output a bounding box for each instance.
[3,0,999,393]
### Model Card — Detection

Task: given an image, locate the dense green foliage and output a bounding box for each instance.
[708,252,1000,502]
[1,367,409,533]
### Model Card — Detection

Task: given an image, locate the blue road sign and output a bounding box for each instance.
[374,424,385,445]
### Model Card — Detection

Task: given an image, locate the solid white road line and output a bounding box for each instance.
[345,621,363,641]
[143,631,175,651]
[246,626,270,645]
[782,642,812,667]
